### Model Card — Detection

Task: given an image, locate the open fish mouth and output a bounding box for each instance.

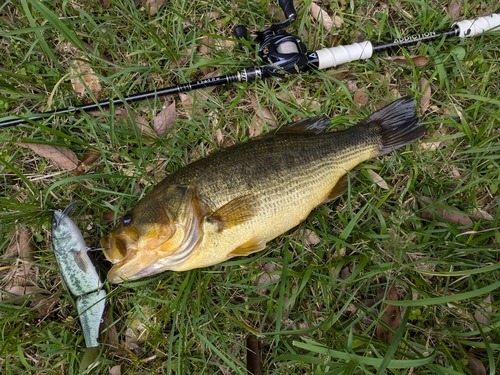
[101,231,142,282]
[101,232,137,264]
[103,222,201,283]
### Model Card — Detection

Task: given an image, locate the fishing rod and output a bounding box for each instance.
[1,0,499,128]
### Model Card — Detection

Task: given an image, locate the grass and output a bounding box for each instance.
[1,0,499,374]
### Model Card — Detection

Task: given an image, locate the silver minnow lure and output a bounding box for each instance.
[52,206,106,348]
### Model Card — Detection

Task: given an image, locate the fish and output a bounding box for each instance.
[52,206,106,348]
[101,96,425,283]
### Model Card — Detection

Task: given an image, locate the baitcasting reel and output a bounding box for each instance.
[232,0,308,76]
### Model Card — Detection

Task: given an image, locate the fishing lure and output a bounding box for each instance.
[52,205,106,348]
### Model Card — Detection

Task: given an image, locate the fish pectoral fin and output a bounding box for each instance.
[274,115,331,135]
[325,172,358,202]
[228,238,267,258]
[207,195,258,231]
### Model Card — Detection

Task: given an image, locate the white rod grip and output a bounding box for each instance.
[315,41,373,70]
[454,14,500,38]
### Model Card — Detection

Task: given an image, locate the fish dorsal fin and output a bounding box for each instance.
[274,115,331,135]
[324,173,358,202]
[228,237,267,258]
[207,195,258,231]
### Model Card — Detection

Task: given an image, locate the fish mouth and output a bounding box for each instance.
[102,214,202,283]
[101,231,144,283]
[101,230,137,264]
[102,225,188,283]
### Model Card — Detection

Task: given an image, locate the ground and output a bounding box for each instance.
[0,0,499,374]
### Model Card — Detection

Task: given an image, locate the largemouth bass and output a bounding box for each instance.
[102,96,425,283]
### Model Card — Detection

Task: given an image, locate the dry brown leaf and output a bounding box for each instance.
[176,47,195,67]
[102,211,117,223]
[470,208,494,221]
[80,149,100,166]
[145,0,166,16]
[154,101,176,136]
[420,130,445,151]
[1,227,32,262]
[267,4,282,22]
[367,169,390,190]
[73,149,101,176]
[466,353,486,375]
[123,308,154,350]
[255,263,280,289]
[301,229,321,246]
[258,106,277,126]
[419,196,473,227]
[386,55,429,66]
[353,89,370,107]
[250,103,276,137]
[412,56,429,66]
[474,294,493,326]
[448,0,462,19]
[70,59,102,101]
[4,285,45,296]
[19,143,78,170]
[295,98,321,112]
[450,165,461,178]
[419,78,431,114]
[178,93,192,105]
[309,2,342,31]
[329,69,350,80]
[346,80,357,92]
[255,271,280,288]
[199,36,215,57]
[338,265,351,290]
[0,227,46,306]
[214,128,224,146]
[249,113,264,137]
[115,108,156,138]
[339,265,351,279]
[376,287,402,344]
[134,114,156,137]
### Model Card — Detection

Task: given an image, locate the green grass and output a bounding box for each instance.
[1,0,499,374]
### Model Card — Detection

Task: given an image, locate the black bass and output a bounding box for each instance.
[52,206,105,348]
[102,96,425,283]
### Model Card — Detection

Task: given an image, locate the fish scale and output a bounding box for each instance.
[102,96,425,282]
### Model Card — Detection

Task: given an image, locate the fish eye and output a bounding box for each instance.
[122,214,132,226]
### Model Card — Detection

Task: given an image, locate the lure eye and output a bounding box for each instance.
[122,214,133,226]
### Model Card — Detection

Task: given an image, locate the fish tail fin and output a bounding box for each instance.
[364,96,426,156]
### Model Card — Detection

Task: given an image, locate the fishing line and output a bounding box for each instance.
[1,0,499,128]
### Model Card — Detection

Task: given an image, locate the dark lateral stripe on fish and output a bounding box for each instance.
[363,96,425,156]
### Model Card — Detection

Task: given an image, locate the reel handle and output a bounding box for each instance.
[278,0,297,23]
[233,25,249,41]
